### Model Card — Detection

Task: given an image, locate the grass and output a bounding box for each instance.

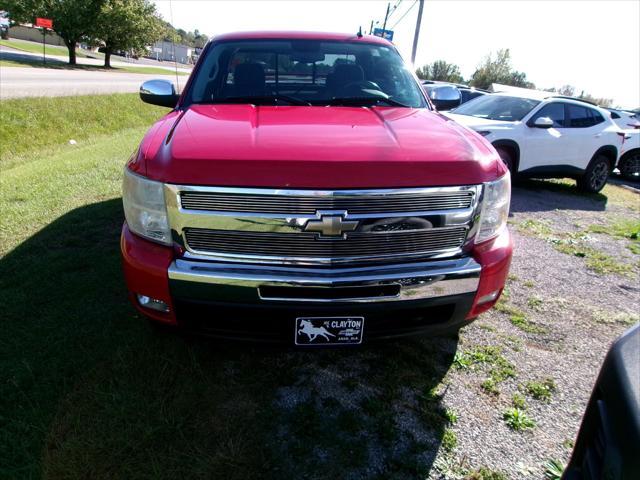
[1,96,462,480]
[588,217,640,255]
[442,428,458,452]
[543,459,565,480]
[465,467,507,480]
[527,296,543,311]
[511,393,527,409]
[524,378,557,402]
[552,238,634,276]
[1,38,92,57]
[0,93,168,170]
[454,345,516,395]
[517,216,636,277]
[591,310,639,326]
[503,408,536,431]
[494,299,547,334]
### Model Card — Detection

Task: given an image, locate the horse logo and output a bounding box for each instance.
[297,319,335,343]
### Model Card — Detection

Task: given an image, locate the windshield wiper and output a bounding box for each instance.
[328,96,410,108]
[203,94,311,106]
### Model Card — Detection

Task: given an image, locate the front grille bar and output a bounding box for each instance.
[165,184,483,266]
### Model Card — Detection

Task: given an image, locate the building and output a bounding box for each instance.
[149,40,193,65]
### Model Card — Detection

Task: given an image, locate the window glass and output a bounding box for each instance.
[531,102,566,127]
[452,95,540,121]
[568,105,595,127]
[187,40,426,107]
[591,109,605,125]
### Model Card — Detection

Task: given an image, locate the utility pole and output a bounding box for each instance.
[369,20,374,35]
[411,0,425,65]
[381,2,390,34]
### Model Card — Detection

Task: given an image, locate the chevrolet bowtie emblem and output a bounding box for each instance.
[304,214,359,238]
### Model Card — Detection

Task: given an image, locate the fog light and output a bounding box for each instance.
[137,294,170,313]
[476,289,500,305]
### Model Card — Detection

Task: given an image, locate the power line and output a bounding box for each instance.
[386,0,404,21]
[389,0,418,30]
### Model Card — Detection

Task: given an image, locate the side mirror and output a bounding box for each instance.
[140,80,179,108]
[426,85,462,111]
[532,116,554,129]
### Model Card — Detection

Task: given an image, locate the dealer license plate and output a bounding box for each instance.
[294,317,364,346]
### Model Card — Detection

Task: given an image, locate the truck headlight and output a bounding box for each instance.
[122,168,171,245]
[476,173,511,243]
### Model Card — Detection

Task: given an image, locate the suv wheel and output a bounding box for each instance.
[496,147,515,174]
[619,151,640,181]
[577,155,610,193]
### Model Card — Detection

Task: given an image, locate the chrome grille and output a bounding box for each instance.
[184,227,468,260]
[165,184,482,266]
[180,191,474,214]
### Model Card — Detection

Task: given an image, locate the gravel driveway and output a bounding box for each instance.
[263,179,640,479]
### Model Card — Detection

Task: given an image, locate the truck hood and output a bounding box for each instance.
[138,105,504,188]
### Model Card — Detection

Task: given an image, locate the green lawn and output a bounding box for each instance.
[0,38,91,58]
[0,94,456,479]
[1,94,168,170]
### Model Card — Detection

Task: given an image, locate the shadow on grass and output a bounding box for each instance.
[510,178,607,213]
[0,49,109,71]
[1,199,456,480]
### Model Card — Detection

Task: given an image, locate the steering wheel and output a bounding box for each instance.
[337,80,383,96]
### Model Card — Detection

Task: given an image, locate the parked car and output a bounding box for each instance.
[122,31,513,345]
[421,81,488,110]
[616,129,640,181]
[445,93,624,192]
[604,107,640,130]
[563,324,640,479]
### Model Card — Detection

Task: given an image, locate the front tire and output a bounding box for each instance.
[577,154,610,193]
[496,147,515,175]
[619,151,640,181]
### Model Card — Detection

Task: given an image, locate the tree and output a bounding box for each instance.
[576,91,613,107]
[558,84,575,96]
[93,0,163,68]
[469,49,534,90]
[543,84,613,106]
[161,21,207,48]
[2,0,102,64]
[415,60,463,83]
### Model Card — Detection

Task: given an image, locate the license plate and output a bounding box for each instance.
[295,317,364,346]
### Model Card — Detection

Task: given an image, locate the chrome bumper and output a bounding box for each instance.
[168,256,481,304]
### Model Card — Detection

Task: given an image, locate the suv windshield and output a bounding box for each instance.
[186,39,426,108]
[452,95,540,121]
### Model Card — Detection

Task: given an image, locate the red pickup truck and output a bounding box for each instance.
[121,31,513,345]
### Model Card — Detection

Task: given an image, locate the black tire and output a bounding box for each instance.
[618,150,640,181]
[577,154,610,193]
[495,147,515,175]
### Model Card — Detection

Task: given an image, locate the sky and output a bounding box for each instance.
[153,0,640,109]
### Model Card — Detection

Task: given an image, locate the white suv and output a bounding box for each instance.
[445,93,624,192]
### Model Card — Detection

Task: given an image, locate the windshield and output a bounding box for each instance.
[452,95,540,121]
[186,39,426,108]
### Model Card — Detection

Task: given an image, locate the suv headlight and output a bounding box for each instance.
[476,173,511,243]
[122,168,171,245]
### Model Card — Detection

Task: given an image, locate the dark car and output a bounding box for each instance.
[421,81,488,110]
[563,324,640,479]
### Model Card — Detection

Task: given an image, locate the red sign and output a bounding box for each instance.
[35,17,53,29]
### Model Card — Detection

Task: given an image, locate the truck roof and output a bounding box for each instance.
[212,30,392,46]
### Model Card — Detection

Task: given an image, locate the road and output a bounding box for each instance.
[0,66,187,99]
[0,42,191,99]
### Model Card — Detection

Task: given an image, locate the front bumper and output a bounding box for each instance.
[121,224,512,341]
